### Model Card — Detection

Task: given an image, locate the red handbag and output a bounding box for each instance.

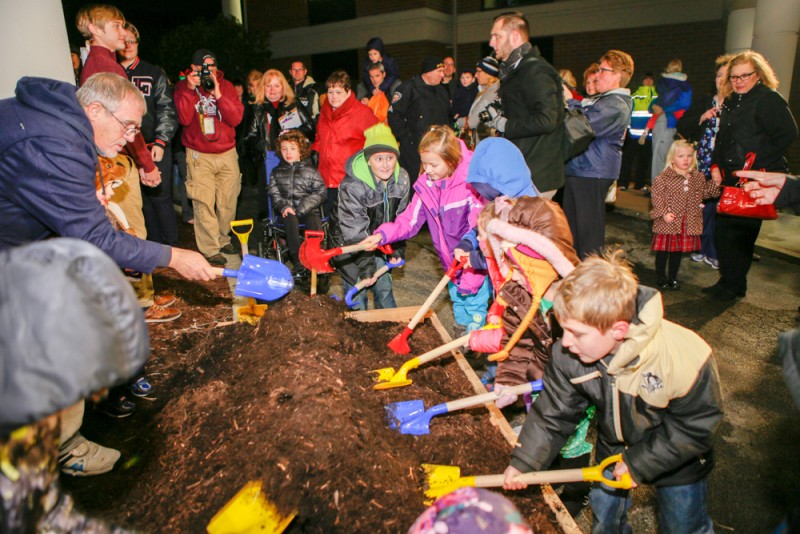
[716,152,779,220]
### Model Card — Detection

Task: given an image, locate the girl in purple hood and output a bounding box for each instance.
[361,125,490,333]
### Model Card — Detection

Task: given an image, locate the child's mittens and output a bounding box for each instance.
[469,324,503,353]
[494,383,519,409]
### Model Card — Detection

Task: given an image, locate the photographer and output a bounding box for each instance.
[174,49,244,266]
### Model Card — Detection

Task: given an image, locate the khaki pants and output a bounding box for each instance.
[185,147,241,257]
[110,156,154,307]
[59,401,84,444]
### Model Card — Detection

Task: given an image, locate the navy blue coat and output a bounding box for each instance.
[0,77,166,272]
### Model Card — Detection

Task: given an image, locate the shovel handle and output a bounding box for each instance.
[469,454,632,490]
[415,334,471,366]
[444,380,542,412]
[211,267,239,278]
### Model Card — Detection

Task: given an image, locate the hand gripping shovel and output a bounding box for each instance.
[344,260,405,308]
[299,230,393,273]
[231,219,268,321]
[421,454,633,504]
[385,380,543,435]
[371,334,471,390]
[213,255,293,301]
[207,480,296,534]
[387,256,467,354]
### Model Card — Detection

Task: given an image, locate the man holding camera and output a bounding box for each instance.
[174,49,244,266]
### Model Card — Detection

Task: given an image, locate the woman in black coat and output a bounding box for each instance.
[244,69,315,219]
[706,50,797,301]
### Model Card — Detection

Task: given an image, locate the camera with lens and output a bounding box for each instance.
[478,100,503,124]
[200,64,215,92]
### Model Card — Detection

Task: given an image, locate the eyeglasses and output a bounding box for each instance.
[596,67,615,75]
[729,71,755,82]
[125,39,138,46]
[103,105,140,137]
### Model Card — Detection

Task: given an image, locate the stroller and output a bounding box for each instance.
[256,152,332,293]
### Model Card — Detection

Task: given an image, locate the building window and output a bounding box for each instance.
[311,49,359,87]
[308,0,356,26]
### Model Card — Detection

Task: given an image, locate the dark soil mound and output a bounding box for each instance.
[63,273,560,532]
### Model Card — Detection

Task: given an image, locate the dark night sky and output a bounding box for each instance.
[61,0,223,57]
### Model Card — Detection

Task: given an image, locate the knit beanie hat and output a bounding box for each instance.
[191,48,217,66]
[420,56,443,75]
[408,487,532,534]
[476,56,500,77]
[363,123,400,158]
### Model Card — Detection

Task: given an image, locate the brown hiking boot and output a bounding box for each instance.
[153,291,176,307]
[144,304,181,323]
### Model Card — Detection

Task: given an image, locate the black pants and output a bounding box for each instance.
[563,175,615,259]
[283,210,323,265]
[142,144,179,246]
[714,214,762,296]
[619,135,652,189]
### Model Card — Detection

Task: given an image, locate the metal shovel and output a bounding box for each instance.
[421,454,633,504]
[385,380,543,435]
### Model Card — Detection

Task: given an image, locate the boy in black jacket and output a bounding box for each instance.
[503,250,723,533]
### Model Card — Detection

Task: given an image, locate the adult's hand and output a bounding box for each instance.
[151,145,164,162]
[186,69,200,90]
[738,170,787,205]
[168,248,217,281]
[140,167,162,187]
[503,465,528,490]
[699,106,719,124]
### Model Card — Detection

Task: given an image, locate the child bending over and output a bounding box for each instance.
[503,249,723,533]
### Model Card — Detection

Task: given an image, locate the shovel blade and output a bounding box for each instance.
[207,480,296,534]
[370,367,397,382]
[298,238,337,273]
[385,399,425,430]
[421,464,473,504]
[387,327,412,355]
[235,256,293,301]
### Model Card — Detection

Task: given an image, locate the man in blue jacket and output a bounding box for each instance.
[0,73,215,281]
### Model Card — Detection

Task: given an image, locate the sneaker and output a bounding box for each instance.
[690,253,705,262]
[97,393,136,418]
[153,291,176,308]
[59,433,120,476]
[220,243,239,255]
[657,278,670,289]
[704,257,720,269]
[205,253,226,266]
[668,279,681,290]
[129,376,152,397]
[144,304,181,323]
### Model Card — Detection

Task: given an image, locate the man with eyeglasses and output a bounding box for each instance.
[387,56,451,175]
[487,11,565,198]
[174,49,244,266]
[118,22,179,248]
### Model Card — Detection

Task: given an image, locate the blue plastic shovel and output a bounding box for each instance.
[385,380,543,435]
[213,255,294,301]
[344,259,405,308]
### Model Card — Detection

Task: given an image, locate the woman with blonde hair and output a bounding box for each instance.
[244,68,315,218]
[704,50,797,301]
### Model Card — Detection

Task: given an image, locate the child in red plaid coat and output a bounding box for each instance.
[650,139,721,289]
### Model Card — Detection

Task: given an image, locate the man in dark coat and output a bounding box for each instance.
[387,57,452,176]
[487,11,565,197]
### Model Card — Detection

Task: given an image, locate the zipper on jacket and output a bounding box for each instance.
[611,374,624,442]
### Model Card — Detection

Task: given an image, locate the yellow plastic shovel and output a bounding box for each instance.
[207,480,296,534]
[231,219,268,323]
[370,334,471,390]
[421,454,633,504]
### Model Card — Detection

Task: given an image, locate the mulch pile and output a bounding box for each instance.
[63,272,561,533]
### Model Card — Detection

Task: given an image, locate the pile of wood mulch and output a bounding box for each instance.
[62,271,561,533]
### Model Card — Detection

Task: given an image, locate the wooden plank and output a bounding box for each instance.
[353,308,581,533]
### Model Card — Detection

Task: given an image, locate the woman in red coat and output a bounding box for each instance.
[312,70,379,216]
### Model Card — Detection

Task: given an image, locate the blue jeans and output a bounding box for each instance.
[590,473,713,534]
[342,257,397,311]
[447,277,491,332]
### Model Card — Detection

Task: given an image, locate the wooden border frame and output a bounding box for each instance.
[347,306,582,533]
